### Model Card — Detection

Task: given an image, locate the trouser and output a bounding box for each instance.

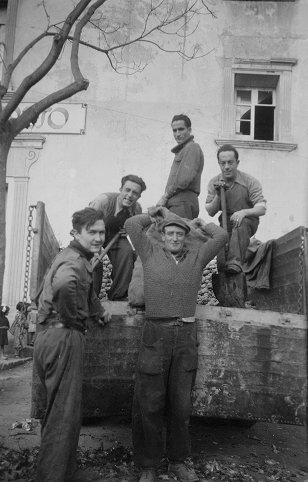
[132,319,198,468]
[93,237,135,300]
[166,191,199,220]
[217,217,259,271]
[33,327,85,482]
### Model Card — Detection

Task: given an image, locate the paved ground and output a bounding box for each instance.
[0,361,307,481]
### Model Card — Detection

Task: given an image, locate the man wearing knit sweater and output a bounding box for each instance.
[156,114,204,220]
[90,174,146,300]
[125,208,228,482]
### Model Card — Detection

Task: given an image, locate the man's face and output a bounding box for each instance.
[218,151,239,182]
[162,225,186,254]
[171,120,191,145]
[118,181,142,209]
[75,220,105,254]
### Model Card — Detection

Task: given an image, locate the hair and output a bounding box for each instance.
[16,301,28,312]
[217,144,239,161]
[72,207,105,234]
[1,305,9,315]
[120,174,147,193]
[171,114,191,129]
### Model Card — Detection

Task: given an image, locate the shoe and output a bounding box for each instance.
[139,468,156,482]
[168,461,199,482]
[225,263,242,274]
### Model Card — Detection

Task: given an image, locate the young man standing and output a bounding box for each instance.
[33,207,111,482]
[90,174,146,300]
[125,208,228,482]
[157,114,204,219]
[206,144,266,274]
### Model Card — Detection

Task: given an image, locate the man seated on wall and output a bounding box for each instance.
[205,144,267,274]
[90,174,147,300]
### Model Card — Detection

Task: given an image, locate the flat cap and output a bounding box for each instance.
[161,218,190,234]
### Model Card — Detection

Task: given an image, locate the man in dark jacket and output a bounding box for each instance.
[125,208,228,482]
[33,207,111,482]
[156,114,204,219]
[90,174,146,300]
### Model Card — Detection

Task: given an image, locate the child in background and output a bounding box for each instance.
[0,305,10,360]
[9,302,28,357]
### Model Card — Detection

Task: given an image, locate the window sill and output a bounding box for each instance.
[215,139,297,152]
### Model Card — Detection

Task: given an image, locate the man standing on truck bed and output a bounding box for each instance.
[33,207,111,482]
[156,114,204,219]
[125,208,228,482]
[206,144,266,274]
[90,174,146,300]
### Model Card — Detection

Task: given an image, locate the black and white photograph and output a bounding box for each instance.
[0,1,307,481]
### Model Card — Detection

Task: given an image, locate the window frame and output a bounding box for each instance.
[235,86,276,141]
[216,58,297,151]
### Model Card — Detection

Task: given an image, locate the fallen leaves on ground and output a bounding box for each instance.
[0,442,306,481]
[0,444,38,481]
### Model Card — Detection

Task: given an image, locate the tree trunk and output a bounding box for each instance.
[0,133,13,303]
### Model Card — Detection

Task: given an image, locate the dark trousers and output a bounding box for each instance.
[33,327,85,482]
[217,217,259,271]
[132,320,198,468]
[166,191,199,220]
[93,237,135,300]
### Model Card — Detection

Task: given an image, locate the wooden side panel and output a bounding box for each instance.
[29,201,59,303]
[193,306,306,425]
[78,303,307,425]
[251,226,307,314]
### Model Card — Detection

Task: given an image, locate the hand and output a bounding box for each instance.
[148,206,165,221]
[213,180,227,195]
[98,309,112,327]
[230,210,246,227]
[156,195,168,207]
[190,218,207,231]
[118,228,127,238]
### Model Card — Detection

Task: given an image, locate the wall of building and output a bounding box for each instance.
[3,0,308,304]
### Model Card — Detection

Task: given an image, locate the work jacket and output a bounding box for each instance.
[38,240,104,332]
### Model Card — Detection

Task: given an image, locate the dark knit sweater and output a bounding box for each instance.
[125,215,228,318]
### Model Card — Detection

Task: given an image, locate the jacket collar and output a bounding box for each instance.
[69,239,93,261]
[171,135,194,154]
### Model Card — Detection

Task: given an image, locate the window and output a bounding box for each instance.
[216,59,297,151]
[235,74,278,141]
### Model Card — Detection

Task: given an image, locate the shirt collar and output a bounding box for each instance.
[115,195,134,216]
[171,135,194,154]
[219,169,244,187]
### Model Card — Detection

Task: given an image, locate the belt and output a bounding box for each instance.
[41,318,86,334]
[147,317,185,326]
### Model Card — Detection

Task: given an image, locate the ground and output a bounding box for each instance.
[0,361,307,482]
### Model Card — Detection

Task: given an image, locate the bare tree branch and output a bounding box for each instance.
[71,0,107,82]
[0,0,93,123]
[99,1,209,54]
[1,31,50,95]
[11,79,89,136]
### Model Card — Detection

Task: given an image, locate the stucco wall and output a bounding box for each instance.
[5,0,308,275]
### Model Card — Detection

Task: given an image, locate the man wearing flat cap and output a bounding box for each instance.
[125,207,228,482]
